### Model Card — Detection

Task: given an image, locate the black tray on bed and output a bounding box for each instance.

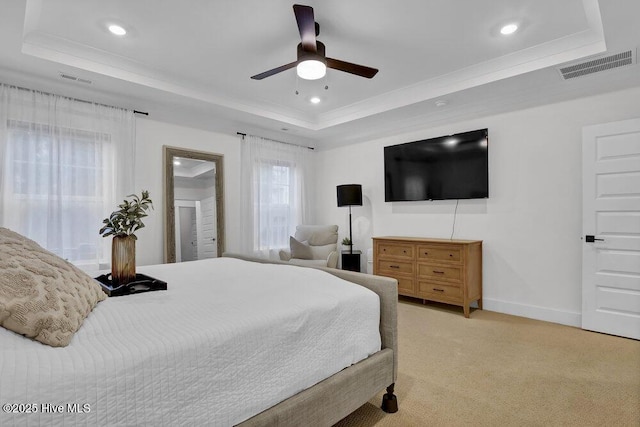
[94,273,167,297]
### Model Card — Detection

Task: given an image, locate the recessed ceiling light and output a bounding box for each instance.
[435,100,448,107]
[310,97,321,104]
[108,24,127,36]
[500,23,518,35]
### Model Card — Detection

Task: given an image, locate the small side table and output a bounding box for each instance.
[341,250,362,272]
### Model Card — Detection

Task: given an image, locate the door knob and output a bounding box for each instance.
[585,235,604,242]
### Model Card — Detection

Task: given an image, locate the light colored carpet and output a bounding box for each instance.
[335,299,640,426]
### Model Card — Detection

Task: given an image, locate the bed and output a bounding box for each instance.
[0,228,398,426]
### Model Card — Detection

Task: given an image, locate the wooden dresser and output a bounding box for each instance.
[373,236,482,318]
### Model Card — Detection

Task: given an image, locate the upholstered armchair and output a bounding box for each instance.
[279,225,339,268]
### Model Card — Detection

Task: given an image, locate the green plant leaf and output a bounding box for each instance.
[99,190,154,238]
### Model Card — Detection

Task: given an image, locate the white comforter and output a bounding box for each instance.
[0,257,381,426]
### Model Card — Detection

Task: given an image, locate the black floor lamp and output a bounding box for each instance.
[337,184,362,254]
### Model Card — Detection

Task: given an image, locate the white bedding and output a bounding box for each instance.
[0,257,381,426]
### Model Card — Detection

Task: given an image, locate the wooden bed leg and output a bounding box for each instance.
[381,383,398,413]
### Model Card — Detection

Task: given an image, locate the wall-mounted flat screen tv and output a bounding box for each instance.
[384,128,488,201]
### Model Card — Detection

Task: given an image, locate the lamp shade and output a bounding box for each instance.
[337,184,363,207]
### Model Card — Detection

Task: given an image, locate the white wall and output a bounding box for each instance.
[134,118,241,266]
[315,87,640,327]
[174,178,215,202]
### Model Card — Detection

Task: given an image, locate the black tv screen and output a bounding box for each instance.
[384,129,488,201]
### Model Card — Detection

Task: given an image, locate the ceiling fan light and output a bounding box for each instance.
[297,60,326,80]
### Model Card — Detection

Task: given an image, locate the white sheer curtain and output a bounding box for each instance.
[240,134,314,258]
[0,84,135,267]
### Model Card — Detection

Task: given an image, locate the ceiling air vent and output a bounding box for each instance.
[558,49,636,80]
[59,73,92,85]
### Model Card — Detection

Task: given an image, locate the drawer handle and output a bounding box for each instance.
[433,288,444,292]
[390,265,400,269]
[433,270,445,274]
[424,252,428,255]
[449,254,453,257]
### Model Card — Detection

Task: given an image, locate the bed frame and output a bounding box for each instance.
[223,253,398,426]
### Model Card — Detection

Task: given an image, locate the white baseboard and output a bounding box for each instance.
[482,298,582,328]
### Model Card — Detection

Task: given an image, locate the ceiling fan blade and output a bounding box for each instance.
[293,4,317,53]
[250,61,298,80]
[326,58,378,78]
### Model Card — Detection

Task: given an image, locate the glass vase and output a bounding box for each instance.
[111,235,136,286]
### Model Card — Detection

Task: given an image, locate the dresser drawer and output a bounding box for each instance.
[396,277,416,295]
[417,263,462,282]
[376,272,416,296]
[377,243,414,259]
[417,245,461,263]
[418,281,462,299]
[378,260,414,275]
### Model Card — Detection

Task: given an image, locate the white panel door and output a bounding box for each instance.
[200,195,217,258]
[582,118,640,340]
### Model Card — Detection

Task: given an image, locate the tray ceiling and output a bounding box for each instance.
[0,0,638,148]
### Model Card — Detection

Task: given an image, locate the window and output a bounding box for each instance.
[0,84,135,268]
[257,160,294,251]
[240,135,314,258]
[5,121,109,262]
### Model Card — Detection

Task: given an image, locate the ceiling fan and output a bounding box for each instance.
[251,4,378,81]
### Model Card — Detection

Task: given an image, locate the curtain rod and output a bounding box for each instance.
[3,83,148,116]
[237,132,314,150]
